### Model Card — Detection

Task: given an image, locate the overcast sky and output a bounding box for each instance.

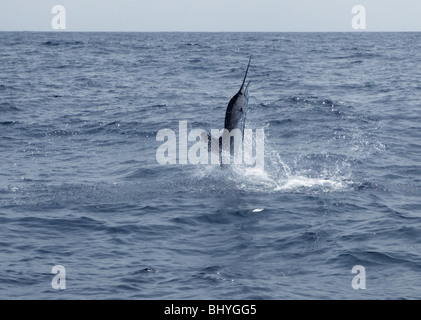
[1,0,420,32]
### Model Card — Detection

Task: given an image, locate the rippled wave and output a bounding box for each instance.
[0,32,420,299]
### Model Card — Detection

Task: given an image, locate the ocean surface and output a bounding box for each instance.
[0,32,420,300]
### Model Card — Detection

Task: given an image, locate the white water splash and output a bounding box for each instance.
[193,130,352,193]
[225,144,352,193]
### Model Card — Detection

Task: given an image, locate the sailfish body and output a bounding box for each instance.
[203,57,252,166]
[224,56,252,134]
[217,56,252,165]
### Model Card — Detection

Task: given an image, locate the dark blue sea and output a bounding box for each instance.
[0,32,420,299]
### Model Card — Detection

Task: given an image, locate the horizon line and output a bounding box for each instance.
[1,30,421,33]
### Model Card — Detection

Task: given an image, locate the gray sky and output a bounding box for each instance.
[1,0,420,32]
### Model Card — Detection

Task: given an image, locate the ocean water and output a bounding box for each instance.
[0,32,420,300]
